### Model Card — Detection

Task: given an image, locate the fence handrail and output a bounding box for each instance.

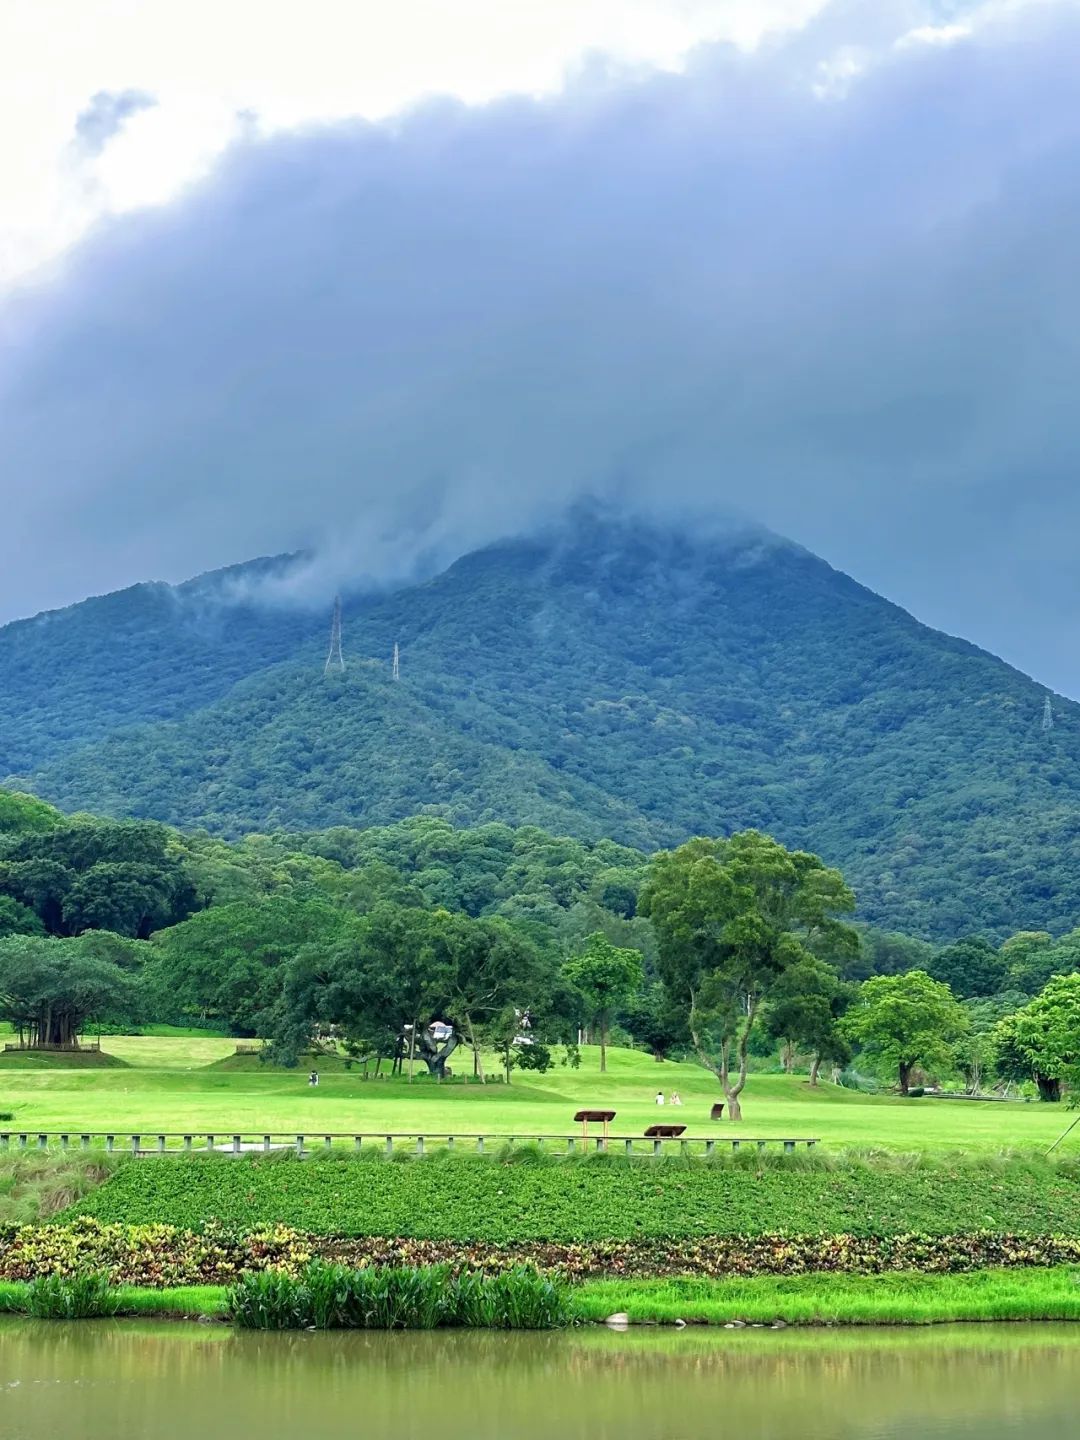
[0,1128,818,1159]
[0,1129,819,1141]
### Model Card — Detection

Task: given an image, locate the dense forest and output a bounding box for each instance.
[3,791,1080,1105]
[3,516,1079,939]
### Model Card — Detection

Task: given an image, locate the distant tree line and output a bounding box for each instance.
[3,790,1080,1110]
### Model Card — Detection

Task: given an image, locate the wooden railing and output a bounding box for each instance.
[0,1130,818,1157]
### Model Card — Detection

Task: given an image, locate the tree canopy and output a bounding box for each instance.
[640,830,856,1119]
[842,970,967,1093]
[0,932,139,1048]
[563,932,644,1072]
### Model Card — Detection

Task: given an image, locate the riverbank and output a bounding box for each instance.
[4,1267,1080,1327]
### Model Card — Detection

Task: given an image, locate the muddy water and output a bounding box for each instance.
[2,1320,1080,1439]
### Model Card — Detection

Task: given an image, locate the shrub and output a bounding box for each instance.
[225,1268,311,1330]
[24,1271,118,1319]
[227,1262,574,1330]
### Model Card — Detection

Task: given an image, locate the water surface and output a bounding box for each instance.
[2,1320,1079,1439]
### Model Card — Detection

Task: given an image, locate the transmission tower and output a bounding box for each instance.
[324,596,344,674]
[392,641,400,681]
[1042,695,1054,732]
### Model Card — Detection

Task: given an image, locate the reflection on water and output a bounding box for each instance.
[2,1320,1080,1439]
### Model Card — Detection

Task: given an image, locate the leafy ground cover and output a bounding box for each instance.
[0,1042,1073,1153]
[10,1215,1080,1285]
[65,1150,1080,1241]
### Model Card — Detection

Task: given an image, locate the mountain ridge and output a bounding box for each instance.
[2,515,1076,940]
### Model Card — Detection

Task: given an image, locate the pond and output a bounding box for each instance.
[2,1320,1080,1439]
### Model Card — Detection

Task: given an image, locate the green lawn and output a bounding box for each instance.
[0,1040,1071,1154]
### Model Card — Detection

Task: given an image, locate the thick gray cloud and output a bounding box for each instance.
[4,2,1080,692]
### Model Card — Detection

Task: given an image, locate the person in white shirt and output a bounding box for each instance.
[655,1090,665,1105]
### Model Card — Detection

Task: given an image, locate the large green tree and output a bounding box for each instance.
[147,896,358,1033]
[562,932,644,1073]
[764,957,853,1085]
[1003,930,1080,996]
[929,936,1008,1000]
[843,970,967,1093]
[0,932,138,1048]
[993,973,1080,1101]
[0,819,197,938]
[429,909,551,1082]
[640,831,856,1120]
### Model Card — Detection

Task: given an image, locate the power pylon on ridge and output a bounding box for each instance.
[392,641,400,681]
[324,595,344,674]
[1043,695,1054,732]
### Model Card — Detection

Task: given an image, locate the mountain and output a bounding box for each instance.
[2,516,1077,940]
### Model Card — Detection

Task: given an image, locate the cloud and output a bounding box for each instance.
[4,0,1080,692]
[72,89,158,158]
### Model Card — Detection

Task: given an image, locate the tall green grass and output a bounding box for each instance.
[0,1151,120,1224]
[576,1267,1080,1325]
[22,1271,119,1319]
[227,1261,575,1330]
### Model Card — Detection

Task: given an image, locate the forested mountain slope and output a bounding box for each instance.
[3,518,1078,939]
[0,555,319,777]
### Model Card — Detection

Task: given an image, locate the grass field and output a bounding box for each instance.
[0,1040,1073,1155]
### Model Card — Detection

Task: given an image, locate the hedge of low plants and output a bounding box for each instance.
[7,1218,1080,1285]
[65,1150,1080,1242]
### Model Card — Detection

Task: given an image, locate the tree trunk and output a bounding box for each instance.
[808,1055,821,1087]
[464,1013,485,1085]
[718,998,757,1123]
[407,1021,416,1084]
[1036,1072,1062,1102]
[898,1060,913,1095]
[599,1013,608,1074]
[781,1040,795,1074]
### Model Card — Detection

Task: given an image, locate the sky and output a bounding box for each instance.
[4,0,1080,692]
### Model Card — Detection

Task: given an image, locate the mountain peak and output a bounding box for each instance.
[1,522,1072,940]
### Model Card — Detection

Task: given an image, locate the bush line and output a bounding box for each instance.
[8,1218,1080,1285]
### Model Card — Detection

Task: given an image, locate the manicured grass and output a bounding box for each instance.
[0,1042,1071,1155]
[0,1279,227,1317]
[101,1035,238,1069]
[576,1267,1080,1325]
[0,1049,129,1069]
[66,1148,1080,1240]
